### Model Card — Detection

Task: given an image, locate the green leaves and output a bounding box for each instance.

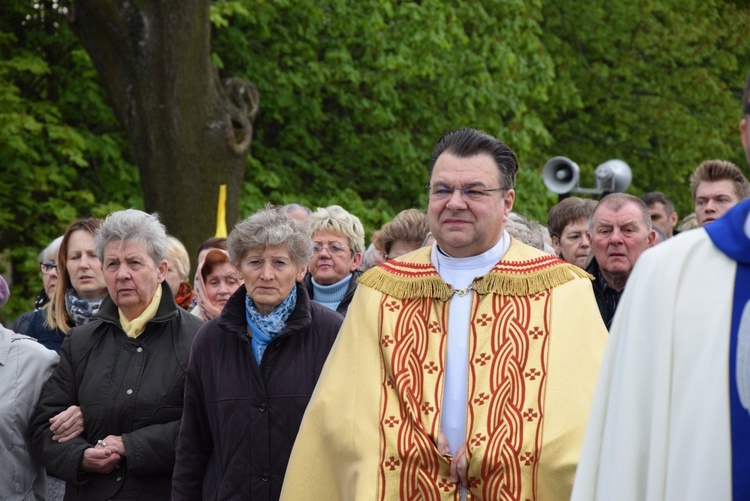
[539,0,750,216]
[0,6,140,320]
[215,0,556,234]
[3,0,749,321]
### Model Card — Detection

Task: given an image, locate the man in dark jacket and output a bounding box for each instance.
[586,194,655,329]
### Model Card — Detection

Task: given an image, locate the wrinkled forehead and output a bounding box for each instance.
[103,238,151,259]
[593,202,648,228]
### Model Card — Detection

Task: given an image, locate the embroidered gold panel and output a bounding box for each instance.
[377,289,551,501]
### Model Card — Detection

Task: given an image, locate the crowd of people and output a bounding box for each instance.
[1,72,750,501]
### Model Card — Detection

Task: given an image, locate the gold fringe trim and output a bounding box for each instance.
[474,264,592,296]
[358,268,455,301]
[358,261,592,300]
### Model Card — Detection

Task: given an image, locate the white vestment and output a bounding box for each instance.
[571,227,740,501]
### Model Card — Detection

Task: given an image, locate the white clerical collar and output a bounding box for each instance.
[744,209,750,239]
[431,231,510,276]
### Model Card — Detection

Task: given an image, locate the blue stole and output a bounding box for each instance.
[705,198,750,500]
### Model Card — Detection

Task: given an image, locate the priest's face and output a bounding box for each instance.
[427,152,515,258]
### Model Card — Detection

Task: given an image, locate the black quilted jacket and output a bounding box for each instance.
[172,283,343,500]
[31,283,203,500]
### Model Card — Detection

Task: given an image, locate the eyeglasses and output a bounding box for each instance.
[40,261,58,275]
[426,184,508,201]
[312,244,350,255]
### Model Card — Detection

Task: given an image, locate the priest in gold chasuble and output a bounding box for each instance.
[281,129,607,501]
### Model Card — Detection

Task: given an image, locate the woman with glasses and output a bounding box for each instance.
[302,205,365,316]
[25,218,107,354]
[11,235,63,334]
[173,205,343,500]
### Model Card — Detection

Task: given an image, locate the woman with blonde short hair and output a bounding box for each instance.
[302,205,365,316]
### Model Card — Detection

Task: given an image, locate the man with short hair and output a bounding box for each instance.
[586,193,655,330]
[641,191,678,238]
[572,197,750,501]
[282,128,607,500]
[690,159,750,226]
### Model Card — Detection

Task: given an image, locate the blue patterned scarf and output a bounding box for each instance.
[65,288,104,327]
[245,290,297,364]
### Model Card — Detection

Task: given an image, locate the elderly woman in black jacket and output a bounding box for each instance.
[173,205,343,501]
[31,209,203,500]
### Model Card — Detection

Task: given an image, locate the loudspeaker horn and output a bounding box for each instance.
[594,159,632,194]
[542,156,580,195]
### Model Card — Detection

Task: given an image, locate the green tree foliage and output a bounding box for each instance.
[213,0,558,230]
[539,0,750,217]
[0,2,140,320]
[3,0,750,320]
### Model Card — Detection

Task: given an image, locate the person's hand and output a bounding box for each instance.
[98,435,126,457]
[436,429,451,456]
[49,405,84,443]
[450,444,468,487]
[436,429,469,487]
[80,446,121,474]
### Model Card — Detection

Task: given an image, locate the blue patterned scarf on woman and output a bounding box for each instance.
[245,289,297,364]
[65,288,104,327]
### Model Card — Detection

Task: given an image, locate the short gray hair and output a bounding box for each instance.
[39,236,63,262]
[95,209,168,264]
[506,213,545,250]
[308,205,365,255]
[228,204,312,269]
[590,193,652,233]
[283,203,312,217]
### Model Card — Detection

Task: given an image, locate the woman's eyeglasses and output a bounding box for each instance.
[40,261,58,275]
[312,244,350,255]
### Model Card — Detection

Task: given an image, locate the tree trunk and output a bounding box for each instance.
[66,0,258,259]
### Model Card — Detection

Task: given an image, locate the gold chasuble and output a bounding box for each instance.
[281,240,607,501]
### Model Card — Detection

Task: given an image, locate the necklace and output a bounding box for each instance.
[452,284,474,297]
